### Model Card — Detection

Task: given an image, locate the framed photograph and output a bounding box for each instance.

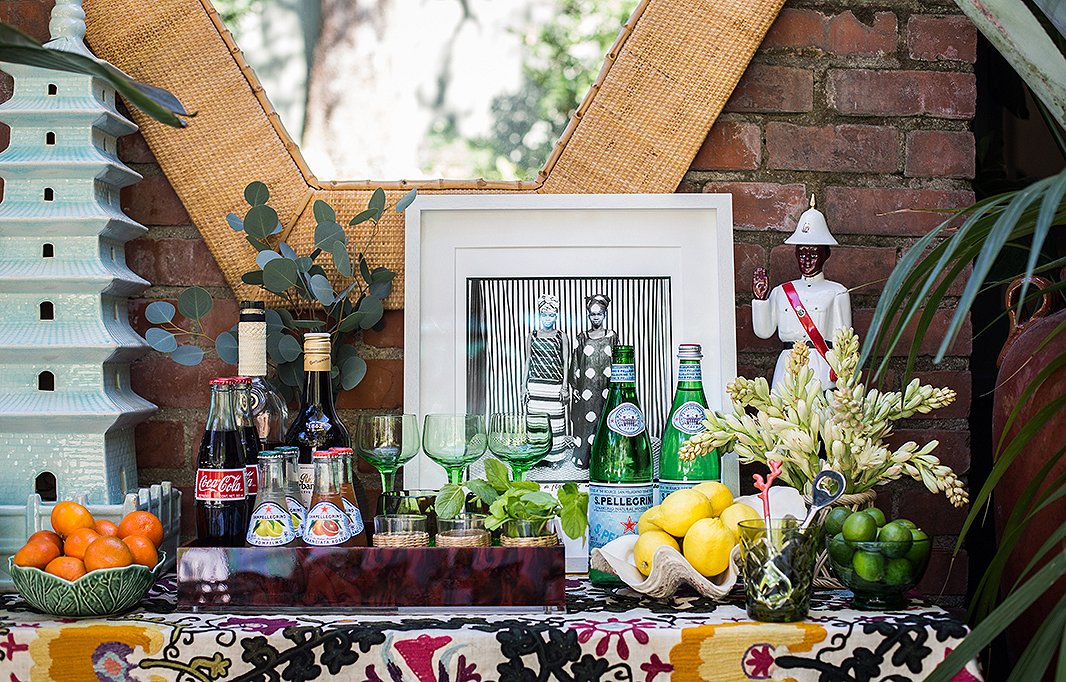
[404,194,736,568]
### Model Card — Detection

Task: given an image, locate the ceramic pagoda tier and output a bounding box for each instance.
[0,0,156,506]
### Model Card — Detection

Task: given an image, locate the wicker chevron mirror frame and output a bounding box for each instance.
[82,0,786,306]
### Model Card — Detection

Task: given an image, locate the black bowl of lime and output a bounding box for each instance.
[823,507,931,610]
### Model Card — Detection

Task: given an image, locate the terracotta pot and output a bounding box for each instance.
[992,276,1066,662]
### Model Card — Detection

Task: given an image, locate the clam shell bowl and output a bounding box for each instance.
[8,552,165,618]
[591,535,741,599]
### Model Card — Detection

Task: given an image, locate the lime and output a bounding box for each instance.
[878,521,913,558]
[843,511,878,542]
[905,530,931,565]
[828,532,854,566]
[853,550,885,582]
[862,507,887,527]
[885,558,914,586]
[825,507,852,536]
[896,519,917,530]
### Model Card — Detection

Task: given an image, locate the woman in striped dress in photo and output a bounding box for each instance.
[522,294,570,465]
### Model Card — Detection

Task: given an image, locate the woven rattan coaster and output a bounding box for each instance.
[372,531,430,548]
[500,534,559,547]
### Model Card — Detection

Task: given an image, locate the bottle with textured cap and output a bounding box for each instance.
[588,345,653,586]
[238,301,290,449]
[284,333,352,508]
[231,376,263,501]
[659,344,718,498]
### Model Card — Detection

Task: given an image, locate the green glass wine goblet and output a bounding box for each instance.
[422,414,487,485]
[355,414,420,499]
[487,412,551,481]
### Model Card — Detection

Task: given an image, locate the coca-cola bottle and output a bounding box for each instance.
[195,377,248,546]
[231,376,263,500]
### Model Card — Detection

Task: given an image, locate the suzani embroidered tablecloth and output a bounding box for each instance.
[0,578,982,681]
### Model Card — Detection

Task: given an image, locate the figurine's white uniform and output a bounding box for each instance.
[752,272,852,388]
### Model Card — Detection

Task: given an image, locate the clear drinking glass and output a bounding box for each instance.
[422,414,487,484]
[355,413,420,498]
[487,412,551,480]
[372,514,430,547]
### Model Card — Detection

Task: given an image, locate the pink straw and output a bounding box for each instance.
[753,460,784,523]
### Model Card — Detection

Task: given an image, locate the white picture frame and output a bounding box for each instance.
[403,194,737,569]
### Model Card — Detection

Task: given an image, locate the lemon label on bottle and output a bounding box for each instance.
[671,401,707,435]
[246,501,297,546]
[606,402,645,436]
[588,483,653,551]
[341,498,365,535]
[302,500,353,546]
[285,495,307,536]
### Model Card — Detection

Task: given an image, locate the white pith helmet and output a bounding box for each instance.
[785,195,839,246]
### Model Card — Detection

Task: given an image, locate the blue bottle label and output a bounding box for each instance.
[606,402,646,436]
[341,497,366,535]
[610,363,635,382]
[658,480,703,500]
[671,401,707,435]
[677,364,702,382]
[588,483,654,551]
[302,500,353,546]
[246,501,297,546]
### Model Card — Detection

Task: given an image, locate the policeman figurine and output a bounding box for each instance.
[752,195,852,389]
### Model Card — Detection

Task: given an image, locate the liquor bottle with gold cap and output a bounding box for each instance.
[283,333,353,508]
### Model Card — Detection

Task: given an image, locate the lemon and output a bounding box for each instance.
[658,488,713,536]
[638,505,664,534]
[691,481,734,516]
[682,517,735,578]
[719,502,761,538]
[633,530,680,576]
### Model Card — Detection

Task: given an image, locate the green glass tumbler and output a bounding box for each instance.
[738,519,820,622]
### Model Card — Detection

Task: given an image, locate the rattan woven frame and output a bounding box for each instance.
[82,0,785,307]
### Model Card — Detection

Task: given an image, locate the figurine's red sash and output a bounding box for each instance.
[782,282,836,382]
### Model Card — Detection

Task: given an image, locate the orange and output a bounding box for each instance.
[122,535,159,568]
[94,519,120,537]
[50,501,95,538]
[118,511,164,548]
[13,540,61,570]
[27,530,63,552]
[63,527,101,560]
[45,556,87,582]
[83,537,134,572]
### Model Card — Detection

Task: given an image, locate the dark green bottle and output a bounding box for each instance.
[588,345,653,587]
[659,344,719,498]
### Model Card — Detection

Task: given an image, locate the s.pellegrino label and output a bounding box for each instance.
[588,483,654,551]
[670,401,706,435]
[341,498,366,535]
[246,501,297,546]
[285,495,306,536]
[606,402,646,436]
[302,500,353,546]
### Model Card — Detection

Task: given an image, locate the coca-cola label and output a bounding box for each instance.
[302,500,352,546]
[341,497,365,535]
[671,401,707,435]
[606,402,646,436]
[245,464,260,497]
[195,469,246,501]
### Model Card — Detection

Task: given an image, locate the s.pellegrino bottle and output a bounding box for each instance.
[303,450,357,547]
[231,376,262,500]
[278,445,307,537]
[195,378,248,546]
[245,451,298,547]
[659,344,718,498]
[332,447,368,546]
[588,345,653,586]
[284,333,353,508]
[238,301,290,450]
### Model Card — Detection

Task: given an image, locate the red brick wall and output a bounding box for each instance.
[1,0,976,602]
[685,3,976,603]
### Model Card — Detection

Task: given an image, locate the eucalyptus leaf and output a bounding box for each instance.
[177,287,213,320]
[226,212,244,232]
[215,331,238,364]
[241,270,264,285]
[145,327,177,353]
[244,181,269,206]
[255,250,281,269]
[485,459,511,494]
[290,319,326,330]
[368,187,386,218]
[244,204,279,240]
[337,311,368,333]
[266,331,284,363]
[349,208,377,226]
[340,355,367,390]
[277,308,295,328]
[270,220,283,235]
[170,344,205,366]
[314,221,346,250]
[246,235,270,252]
[395,187,418,213]
[359,256,372,284]
[279,241,297,260]
[435,483,467,520]
[312,199,336,224]
[330,241,352,277]
[309,248,322,260]
[370,267,396,284]
[296,256,312,273]
[369,281,392,300]
[337,343,358,363]
[264,309,284,331]
[262,258,300,295]
[277,334,302,362]
[278,359,303,387]
[357,296,384,329]
[309,273,336,306]
[144,301,175,324]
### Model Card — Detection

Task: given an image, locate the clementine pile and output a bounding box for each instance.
[11,501,165,582]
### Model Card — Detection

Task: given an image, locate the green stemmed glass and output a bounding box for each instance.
[487,413,551,481]
[422,414,487,485]
[355,414,420,497]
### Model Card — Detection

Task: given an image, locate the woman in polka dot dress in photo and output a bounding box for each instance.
[568,294,616,469]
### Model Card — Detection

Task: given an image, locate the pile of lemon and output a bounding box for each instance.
[634,482,760,578]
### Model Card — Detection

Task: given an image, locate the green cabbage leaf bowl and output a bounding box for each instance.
[8,551,165,617]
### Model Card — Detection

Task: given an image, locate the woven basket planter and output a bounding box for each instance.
[804,489,878,590]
